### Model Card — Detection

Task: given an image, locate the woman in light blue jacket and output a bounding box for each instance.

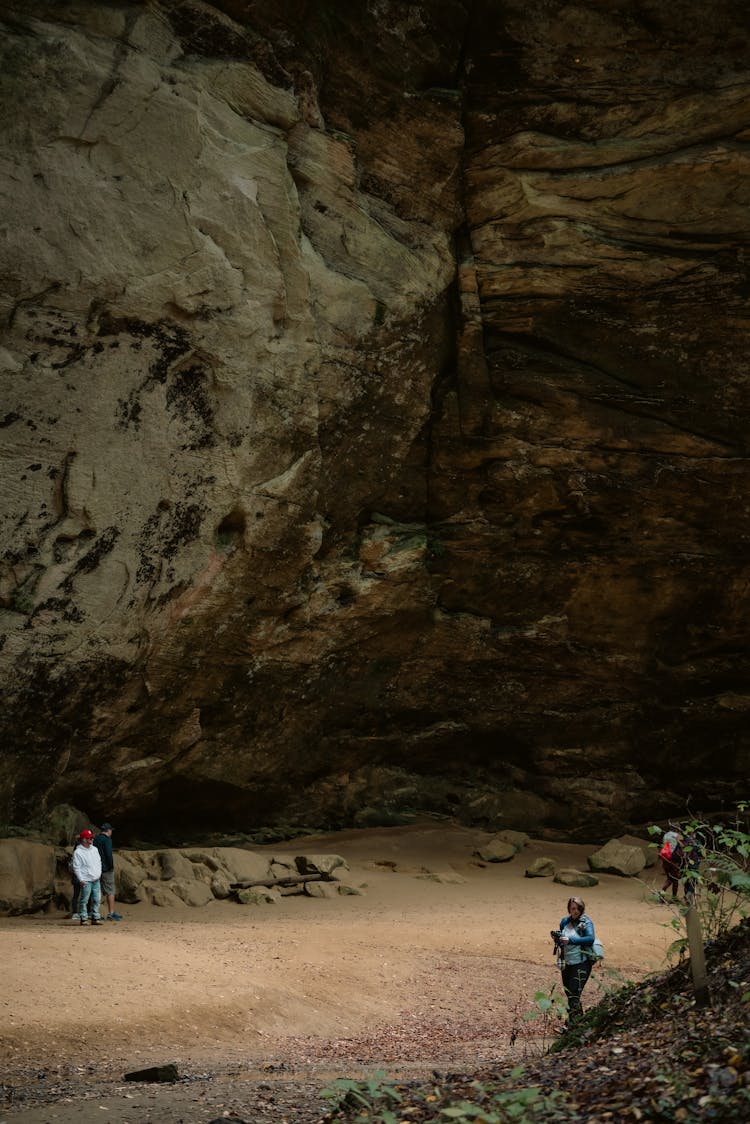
[554,895,596,1023]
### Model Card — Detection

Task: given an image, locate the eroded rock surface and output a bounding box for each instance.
[0,1,748,841]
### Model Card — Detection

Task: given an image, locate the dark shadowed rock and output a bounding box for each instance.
[124,1063,179,1083]
[0,0,747,844]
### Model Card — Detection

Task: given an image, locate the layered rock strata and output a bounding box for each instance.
[0,1,748,840]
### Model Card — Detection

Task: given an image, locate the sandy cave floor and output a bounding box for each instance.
[0,825,676,1123]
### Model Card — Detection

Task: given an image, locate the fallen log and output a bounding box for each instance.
[229,872,332,890]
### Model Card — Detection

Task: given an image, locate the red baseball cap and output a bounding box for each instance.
[80,829,94,839]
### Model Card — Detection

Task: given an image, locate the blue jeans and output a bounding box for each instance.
[78,879,101,920]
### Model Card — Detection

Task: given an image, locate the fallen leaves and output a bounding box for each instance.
[321,918,750,1122]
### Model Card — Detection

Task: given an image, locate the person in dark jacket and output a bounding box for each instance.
[69,831,83,920]
[93,823,122,921]
[554,896,596,1024]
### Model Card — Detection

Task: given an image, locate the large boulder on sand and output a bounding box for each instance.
[588,839,646,877]
[115,854,149,903]
[170,879,215,907]
[215,848,273,884]
[0,838,55,914]
[141,883,184,907]
[474,838,517,863]
[616,834,657,867]
[155,850,196,882]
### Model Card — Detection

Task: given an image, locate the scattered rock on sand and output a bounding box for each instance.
[416,871,468,884]
[525,857,556,878]
[295,854,349,876]
[237,887,281,904]
[304,881,338,898]
[124,1063,179,1083]
[554,868,599,887]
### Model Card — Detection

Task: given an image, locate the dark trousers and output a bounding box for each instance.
[662,858,680,897]
[562,959,593,1022]
[72,876,81,914]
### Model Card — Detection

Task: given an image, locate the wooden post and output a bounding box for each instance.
[685,903,711,1008]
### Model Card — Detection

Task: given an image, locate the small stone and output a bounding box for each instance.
[554,868,599,887]
[124,1063,179,1083]
[525,857,556,878]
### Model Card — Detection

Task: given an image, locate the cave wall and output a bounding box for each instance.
[0,0,748,841]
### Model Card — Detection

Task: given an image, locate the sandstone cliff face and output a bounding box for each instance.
[0,0,748,841]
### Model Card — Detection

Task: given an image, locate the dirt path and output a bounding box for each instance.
[0,825,673,1122]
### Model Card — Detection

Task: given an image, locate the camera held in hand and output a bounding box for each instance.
[550,929,563,951]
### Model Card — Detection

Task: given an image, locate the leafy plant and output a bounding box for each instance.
[320,1066,574,1123]
[320,1070,403,1121]
[511,981,567,1055]
[648,801,750,945]
[437,1071,571,1122]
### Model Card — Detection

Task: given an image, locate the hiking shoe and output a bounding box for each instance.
[80,918,87,926]
[91,919,102,926]
[71,913,80,922]
[107,912,123,921]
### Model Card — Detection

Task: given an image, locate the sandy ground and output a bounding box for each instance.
[0,824,675,1122]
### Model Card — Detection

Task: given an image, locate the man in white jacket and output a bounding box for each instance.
[71,829,103,926]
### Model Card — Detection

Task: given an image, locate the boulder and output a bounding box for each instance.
[155,850,196,882]
[588,840,646,877]
[210,873,233,899]
[116,855,149,904]
[415,871,468,884]
[0,838,56,914]
[183,850,223,872]
[140,883,184,907]
[494,830,531,851]
[554,868,599,887]
[237,887,280,905]
[31,804,89,846]
[295,854,349,876]
[616,834,657,867]
[170,879,214,907]
[474,839,516,863]
[525,857,556,878]
[304,881,338,898]
[270,858,298,879]
[215,848,273,884]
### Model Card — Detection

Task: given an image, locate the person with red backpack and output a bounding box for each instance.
[659,829,683,899]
